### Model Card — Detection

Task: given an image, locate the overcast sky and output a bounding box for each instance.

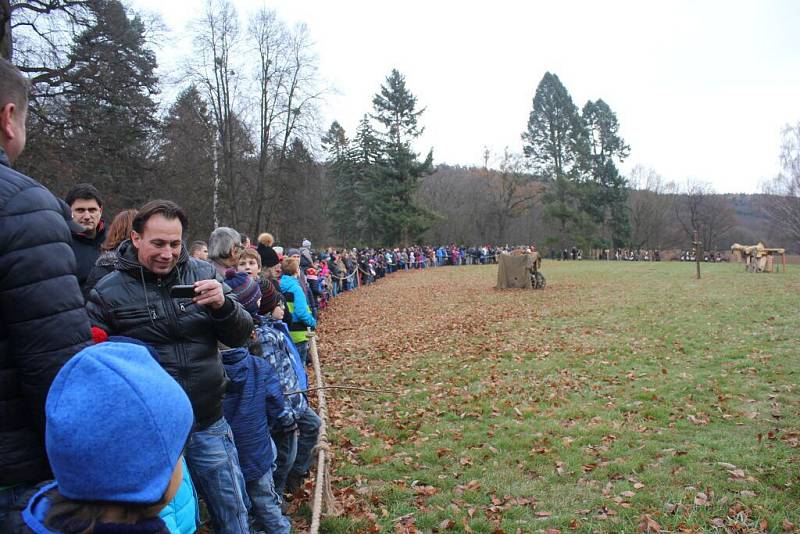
[132,0,800,194]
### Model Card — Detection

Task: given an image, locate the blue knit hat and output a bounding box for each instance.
[45,342,194,504]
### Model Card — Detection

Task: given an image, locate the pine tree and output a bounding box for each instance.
[157,85,215,240]
[581,99,631,247]
[323,120,360,245]
[366,69,434,246]
[20,0,160,213]
[522,72,589,246]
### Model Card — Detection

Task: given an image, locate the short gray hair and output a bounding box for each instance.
[208,227,241,260]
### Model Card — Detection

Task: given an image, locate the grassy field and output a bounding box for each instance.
[314,261,800,533]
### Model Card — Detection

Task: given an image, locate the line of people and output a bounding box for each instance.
[1,59,324,534]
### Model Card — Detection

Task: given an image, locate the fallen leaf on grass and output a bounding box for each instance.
[438,519,455,530]
[413,485,438,496]
[637,514,662,533]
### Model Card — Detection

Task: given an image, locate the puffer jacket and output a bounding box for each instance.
[0,147,92,487]
[221,347,294,482]
[86,240,253,429]
[159,458,199,534]
[83,249,117,295]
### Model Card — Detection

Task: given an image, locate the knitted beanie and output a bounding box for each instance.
[258,244,280,269]
[286,248,301,258]
[225,269,262,316]
[258,278,282,315]
[45,342,194,504]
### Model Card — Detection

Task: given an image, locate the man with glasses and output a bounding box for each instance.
[207,227,243,277]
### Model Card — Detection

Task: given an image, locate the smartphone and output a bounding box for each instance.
[169,285,197,299]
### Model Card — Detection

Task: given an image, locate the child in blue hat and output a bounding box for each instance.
[3,341,195,533]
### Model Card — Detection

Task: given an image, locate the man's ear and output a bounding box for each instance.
[131,230,141,247]
[0,103,16,140]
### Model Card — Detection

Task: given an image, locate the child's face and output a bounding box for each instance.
[271,304,285,321]
[238,257,260,278]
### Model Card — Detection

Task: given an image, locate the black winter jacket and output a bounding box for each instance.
[83,249,117,296]
[0,148,92,486]
[86,240,254,429]
[70,221,106,299]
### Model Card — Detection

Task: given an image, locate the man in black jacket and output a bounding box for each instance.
[65,183,106,297]
[0,59,92,523]
[86,199,254,534]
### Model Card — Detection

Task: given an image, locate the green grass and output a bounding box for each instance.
[317,261,800,532]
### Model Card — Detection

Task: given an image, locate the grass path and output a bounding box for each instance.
[315,261,800,532]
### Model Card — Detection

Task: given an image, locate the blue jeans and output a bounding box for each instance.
[246,470,290,533]
[272,430,298,496]
[185,417,250,534]
[0,483,33,526]
[291,408,321,479]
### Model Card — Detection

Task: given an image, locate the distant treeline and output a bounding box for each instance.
[4,1,798,252]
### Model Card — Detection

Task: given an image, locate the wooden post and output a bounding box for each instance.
[693,231,701,280]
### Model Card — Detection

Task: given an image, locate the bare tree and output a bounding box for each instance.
[762,123,800,250]
[246,12,323,237]
[484,149,542,242]
[189,0,242,229]
[627,165,674,249]
[674,180,738,251]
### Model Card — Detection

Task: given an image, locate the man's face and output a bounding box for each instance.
[237,257,260,279]
[191,246,208,260]
[71,198,102,233]
[131,214,183,275]
[0,101,27,164]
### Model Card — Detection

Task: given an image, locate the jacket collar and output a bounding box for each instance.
[0,146,9,168]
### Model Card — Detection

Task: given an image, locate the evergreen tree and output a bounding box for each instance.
[157,85,215,240]
[19,0,159,213]
[581,99,631,247]
[323,120,359,244]
[522,72,589,246]
[366,69,434,246]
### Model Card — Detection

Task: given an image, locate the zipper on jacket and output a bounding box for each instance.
[159,276,188,388]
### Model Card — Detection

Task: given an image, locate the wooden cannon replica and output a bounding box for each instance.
[730,242,787,273]
[496,251,546,289]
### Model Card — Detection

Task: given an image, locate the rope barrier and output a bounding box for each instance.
[307,332,342,533]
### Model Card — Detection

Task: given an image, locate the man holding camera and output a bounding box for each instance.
[86,199,254,534]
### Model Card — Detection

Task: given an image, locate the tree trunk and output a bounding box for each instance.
[1,0,11,61]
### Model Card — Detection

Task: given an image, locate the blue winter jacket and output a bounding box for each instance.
[221,347,294,482]
[279,275,316,329]
[159,458,199,534]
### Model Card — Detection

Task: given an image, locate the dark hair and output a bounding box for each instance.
[132,200,189,234]
[65,183,103,208]
[0,59,30,110]
[102,209,138,252]
[45,487,163,534]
